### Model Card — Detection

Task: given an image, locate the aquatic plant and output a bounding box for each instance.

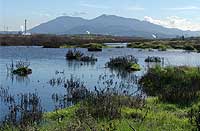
[106,55,141,71]
[64,76,90,102]
[0,91,43,130]
[7,60,32,76]
[139,65,200,104]
[80,54,97,62]
[66,49,97,62]
[145,56,162,63]
[66,49,84,60]
[49,77,66,87]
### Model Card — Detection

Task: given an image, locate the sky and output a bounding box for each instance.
[0,0,200,31]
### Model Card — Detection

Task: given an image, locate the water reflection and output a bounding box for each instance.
[6,73,30,85]
[67,60,96,70]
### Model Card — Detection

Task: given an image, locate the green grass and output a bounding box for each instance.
[60,44,76,48]
[19,98,194,131]
[3,97,198,131]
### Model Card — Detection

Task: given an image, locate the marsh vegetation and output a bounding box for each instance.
[127,40,200,52]
[139,65,200,105]
[1,43,200,130]
[106,55,141,72]
[6,60,32,76]
[66,49,97,62]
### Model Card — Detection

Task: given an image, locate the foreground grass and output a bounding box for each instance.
[4,98,191,131]
[3,98,197,131]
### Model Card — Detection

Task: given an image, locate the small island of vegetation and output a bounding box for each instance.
[66,49,97,62]
[106,55,141,72]
[7,60,32,76]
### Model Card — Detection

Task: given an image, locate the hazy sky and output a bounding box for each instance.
[1,0,200,31]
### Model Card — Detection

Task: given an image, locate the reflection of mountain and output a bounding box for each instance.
[30,14,200,38]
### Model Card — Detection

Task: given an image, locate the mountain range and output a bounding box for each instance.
[30,14,200,38]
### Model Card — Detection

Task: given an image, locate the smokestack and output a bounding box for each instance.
[25,19,27,34]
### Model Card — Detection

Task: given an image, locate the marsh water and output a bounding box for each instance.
[0,45,200,121]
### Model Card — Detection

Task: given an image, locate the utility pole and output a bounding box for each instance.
[6,26,8,34]
[25,19,27,34]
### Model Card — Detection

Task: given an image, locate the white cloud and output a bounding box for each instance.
[165,6,200,11]
[144,16,200,31]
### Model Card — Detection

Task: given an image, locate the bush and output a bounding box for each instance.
[139,66,200,104]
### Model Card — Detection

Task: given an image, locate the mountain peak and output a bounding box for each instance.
[55,15,85,20]
[96,14,121,19]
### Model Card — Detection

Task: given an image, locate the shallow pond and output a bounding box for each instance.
[0,46,200,121]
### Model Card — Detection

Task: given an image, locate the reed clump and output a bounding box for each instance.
[0,92,43,130]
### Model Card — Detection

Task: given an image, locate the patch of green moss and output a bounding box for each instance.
[129,63,141,71]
